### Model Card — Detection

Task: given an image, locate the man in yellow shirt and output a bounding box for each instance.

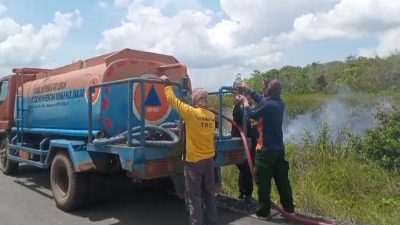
[161,75,217,225]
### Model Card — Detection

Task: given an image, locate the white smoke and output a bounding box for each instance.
[284,99,377,145]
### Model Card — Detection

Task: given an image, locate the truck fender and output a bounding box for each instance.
[46,140,94,172]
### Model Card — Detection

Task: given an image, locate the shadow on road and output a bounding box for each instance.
[14,165,53,199]
[12,165,250,225]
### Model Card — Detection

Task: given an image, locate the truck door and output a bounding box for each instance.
[0,78,10,129]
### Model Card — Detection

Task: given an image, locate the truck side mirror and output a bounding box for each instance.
[181,76,190,98]
[0,80,9,102]
[182,76,189,90]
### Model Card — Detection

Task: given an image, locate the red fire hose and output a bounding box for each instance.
[209,109,337,225]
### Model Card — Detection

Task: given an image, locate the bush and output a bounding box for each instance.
[289,124,400,225]
[363,105,400,170]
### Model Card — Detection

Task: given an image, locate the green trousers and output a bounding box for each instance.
[255,150,294,214]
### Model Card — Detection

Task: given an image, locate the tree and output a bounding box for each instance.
[235,53,400,94]
[316,75,327,92]
[233,73,243,88]
[363,105,400,170]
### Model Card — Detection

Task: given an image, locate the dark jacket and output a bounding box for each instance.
[231,100,258,141]
[243,81,285,151]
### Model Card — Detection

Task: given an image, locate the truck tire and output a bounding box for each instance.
[50,152,88,211]
[0,136,19,175]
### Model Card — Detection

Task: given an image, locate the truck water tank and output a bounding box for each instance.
[18,49,189,137]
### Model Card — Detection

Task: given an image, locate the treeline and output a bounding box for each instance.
[238,53,400,94]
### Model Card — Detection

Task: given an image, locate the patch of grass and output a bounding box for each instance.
[218,96,400,225]
[221,165,259,201]
[335,93,394,108]
[287,141,400,225]
[390,92,400,103]
[283,92,400,117]
[210,92,400,118]
[209,94,235,109]
[221,165,239,197]
[221,135,400,225]
[283,93,331,117]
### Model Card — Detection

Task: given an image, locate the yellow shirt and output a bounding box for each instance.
[164,86,215,162]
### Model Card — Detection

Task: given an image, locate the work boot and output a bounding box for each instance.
[238,193,245,199]
[255,209,270,220]
[283,207,295,213]
[244,195,254,202]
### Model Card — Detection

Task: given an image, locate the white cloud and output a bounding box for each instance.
[99,1,108,8]
[219,0,339,43]
[358,47,376,58]
[97,1,223,68]
[359,27,400,57]
[114,0,132,7]
[0,18,20,40]
[288,0,400,58]
[207,19,240,50]
[376,28,400,56]
[97,0,289,89]
[189,65,252,91]
[0,3,6,16]
[0,10,83,75]
[98,0,400,90]
[290,0,400,42]
[114,0,202,11]
[153,0,202,11]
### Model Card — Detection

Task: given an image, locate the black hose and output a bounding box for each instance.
[130,125,179,147]
[93,131,145,146]
[159,122,179,128]
[93,124,179,147]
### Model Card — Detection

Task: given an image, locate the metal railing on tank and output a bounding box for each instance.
[208,86,248,140]
[87,78,184,147]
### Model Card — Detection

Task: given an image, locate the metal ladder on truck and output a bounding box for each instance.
[8,71,49,168]
[15,72,25,145]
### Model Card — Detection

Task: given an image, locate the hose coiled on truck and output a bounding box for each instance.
[130,124,179,147]
[92,131,147,146]
[93,123,179,148]
[159,122,179,128]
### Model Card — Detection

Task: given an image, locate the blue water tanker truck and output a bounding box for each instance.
[0,49,245,211]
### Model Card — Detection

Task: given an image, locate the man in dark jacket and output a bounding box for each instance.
[231,95,258,200]
[240,80,294,219]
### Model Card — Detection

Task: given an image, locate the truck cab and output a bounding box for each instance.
[0,75,14,130]
[1,69,49,174]
[0,69,50,131]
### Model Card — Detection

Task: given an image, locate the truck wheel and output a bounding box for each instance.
[0,136,19,175]
[50,152,88,211]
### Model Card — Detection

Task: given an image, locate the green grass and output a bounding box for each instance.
[220,141,400,225]
[209,94,235,109]
[221,165,240,197]
[287,142,400,225]
[283,92,400,117]
[210,92,399,117]
[283,94,331,117]
[209,93,332,117]
[391,92,400,103]
[219,92,400,225]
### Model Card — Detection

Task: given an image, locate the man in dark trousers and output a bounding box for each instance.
[162,75,217,225]
[240,80,294,219]
[231,94,258,200]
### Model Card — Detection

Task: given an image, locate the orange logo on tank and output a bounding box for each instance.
[132,74,171,124]
[85,76,101,104]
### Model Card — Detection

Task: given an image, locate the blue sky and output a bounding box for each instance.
[1,0,120,61]
[1,0,399,90]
